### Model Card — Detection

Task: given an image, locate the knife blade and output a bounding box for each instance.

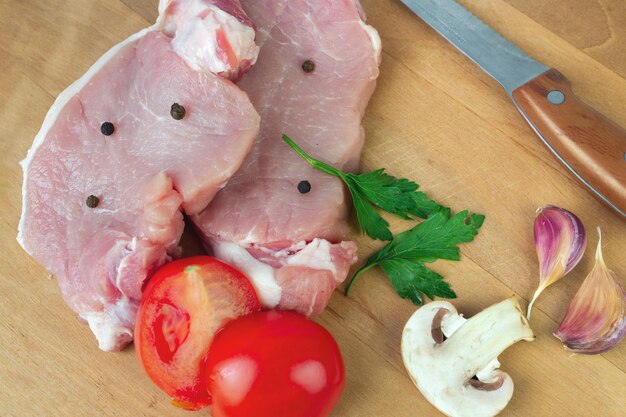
[400,0,626,218]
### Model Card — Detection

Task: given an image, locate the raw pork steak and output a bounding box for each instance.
[18,0,260,351]
[192,0,382,315]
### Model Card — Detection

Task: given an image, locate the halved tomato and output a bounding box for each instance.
[134,256,260,410]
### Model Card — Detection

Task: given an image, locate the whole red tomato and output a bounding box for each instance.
[205,310,345,417]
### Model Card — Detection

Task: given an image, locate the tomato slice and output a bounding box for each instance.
[135,256,260,410]
[204,311,345,417]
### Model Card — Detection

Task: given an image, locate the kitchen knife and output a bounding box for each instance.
[399,0,626,218]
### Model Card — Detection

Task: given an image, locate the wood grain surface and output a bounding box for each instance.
[1,1,625,416]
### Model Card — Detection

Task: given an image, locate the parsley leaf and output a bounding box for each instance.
[346,209,485,305]
[282,134,443,240]
[282,134,484,304]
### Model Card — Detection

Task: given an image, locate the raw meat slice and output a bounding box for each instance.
[18,1,260,351]
[192,0,382,315]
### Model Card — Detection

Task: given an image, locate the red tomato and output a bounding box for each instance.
[135,256,260,410]
[204,310,345,417]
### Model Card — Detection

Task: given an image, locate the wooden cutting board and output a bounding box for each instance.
[1,0,624,416]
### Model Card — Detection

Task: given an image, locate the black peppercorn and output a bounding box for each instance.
[301,60,315,73]
[100,122,115,136]
[170,103,186,120]
[86,195,100,208]
[297,180,311,194]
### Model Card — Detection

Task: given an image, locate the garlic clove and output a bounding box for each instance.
[527,205,587,319]
[554,228,626,354]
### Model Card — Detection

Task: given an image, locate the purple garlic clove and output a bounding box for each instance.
[527,205,587,320]
[555,228,626,354]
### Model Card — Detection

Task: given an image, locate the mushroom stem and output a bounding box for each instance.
[442,297,535,382]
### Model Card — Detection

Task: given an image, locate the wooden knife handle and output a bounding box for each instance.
[512,69,626,217]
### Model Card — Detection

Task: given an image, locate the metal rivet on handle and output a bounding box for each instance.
[547,90,566,105]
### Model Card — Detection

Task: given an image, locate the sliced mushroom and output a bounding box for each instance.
[402,297,535,417]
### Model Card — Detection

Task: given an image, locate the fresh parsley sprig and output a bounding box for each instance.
[283,134,485,305]
[282,134,442,241]
[346,209,485,305]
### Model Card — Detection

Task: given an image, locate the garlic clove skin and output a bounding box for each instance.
[555,228,626,354]
[527,205,587,319]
